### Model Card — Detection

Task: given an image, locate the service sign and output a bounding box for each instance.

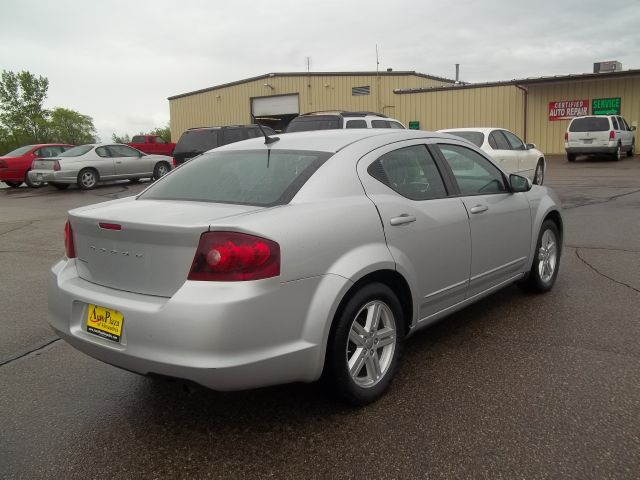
[548,99,589,121]
[592,97,621,115]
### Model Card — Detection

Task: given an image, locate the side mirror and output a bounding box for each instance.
[631,126,637,131]
[526,143,537,150]
[510,174,531,192]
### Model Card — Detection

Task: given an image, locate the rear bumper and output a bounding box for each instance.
[565,146,617,155]
[48,259,350,390]
[28,169,77,184]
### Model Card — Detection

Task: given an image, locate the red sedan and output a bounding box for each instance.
[0,144,73,188]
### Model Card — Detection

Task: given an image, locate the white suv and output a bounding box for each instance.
[565,115,636,161]
[285,111,405,133]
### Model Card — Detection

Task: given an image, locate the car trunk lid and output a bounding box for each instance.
[70,198,264,297]
[32,158,59,170]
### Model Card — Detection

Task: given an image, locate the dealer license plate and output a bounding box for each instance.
[86,304,123,343]
[581,139,593,144]
[36,173,43,181]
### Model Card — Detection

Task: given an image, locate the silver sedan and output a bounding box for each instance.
[48,130,562,405]
[29,143,173,190]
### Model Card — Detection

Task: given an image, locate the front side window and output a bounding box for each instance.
[368,145,447,201]
[139,149,332,206]
[371,120,392,129]
[502,130,525,150]
[109,145,141,157]
[437,144,507,195]
[155,137,167,144]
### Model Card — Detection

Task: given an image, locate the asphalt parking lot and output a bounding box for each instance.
[1,155,639,479]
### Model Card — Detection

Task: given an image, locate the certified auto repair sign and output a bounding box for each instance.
[548,99,589,121]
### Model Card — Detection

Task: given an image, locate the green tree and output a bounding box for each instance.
[111,132,131,144]
[48,107,97,145]
[149,124,171,142]
[0,70,50,142]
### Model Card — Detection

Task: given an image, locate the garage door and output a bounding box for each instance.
[251,94,299,116]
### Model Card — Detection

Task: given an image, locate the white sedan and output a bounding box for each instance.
[439,128,546,185]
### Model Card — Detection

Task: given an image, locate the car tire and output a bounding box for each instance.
[4,181,22,188]
[50,182,70,190]
[153,162,170,181]
[567,153,576,162]
[24,170,43,188]
[627,141,635,158]
[77,168,99,190]
[520,219,561,293]
[323,283,404,406]
[612,144,621,161]
[533,159,544,185]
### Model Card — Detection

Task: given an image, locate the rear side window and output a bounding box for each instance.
[155,137,167,144]
[174,130,220,155]
[222,128,244,145]
[59,145,94,157]
[489,131,511,150]
[346,120,367,128]
[286,115,342,132]
[139,149,333,206]
[368,145,447,201]
[611,117,619,130]
[445,131,484,147]
[569,117,610,132]
[388,121,405,129]
[371,120,392,128]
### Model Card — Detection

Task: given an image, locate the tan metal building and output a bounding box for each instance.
[168,69,640,154]
[168,71,454,138]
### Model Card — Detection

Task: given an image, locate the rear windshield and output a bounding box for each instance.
[2,145,34,157]
[444,131,484,147]
[139,149,333,206]
[174,129,220,155]
[59,145,94,157]
[286,116,342,133]
[569,117,610,132]
[131,135,146,143]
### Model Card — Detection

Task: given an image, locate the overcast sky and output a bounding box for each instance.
[2,0,639,142]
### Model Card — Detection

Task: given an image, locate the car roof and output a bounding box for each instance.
[216,129,454,153]
[438,127,502,134]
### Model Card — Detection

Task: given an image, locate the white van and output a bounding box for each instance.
[565,115,635,161]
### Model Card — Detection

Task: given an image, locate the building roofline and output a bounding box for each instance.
[393,68,640,94]
[168,71,455,100]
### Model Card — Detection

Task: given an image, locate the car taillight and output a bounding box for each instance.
[188,231,280,281]
[53,160,61,171]
[172,157,177,168]
[609,130,615,140]
[64,220,76,259]
[564,132,568,141]
[0,160,6,168]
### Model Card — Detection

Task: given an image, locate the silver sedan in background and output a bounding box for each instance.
[29,143,173,190]
[48,130,562,405]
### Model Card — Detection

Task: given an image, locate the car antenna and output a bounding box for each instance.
[251,114,279,145]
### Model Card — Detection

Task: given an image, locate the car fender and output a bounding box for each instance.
[525,186,563,271]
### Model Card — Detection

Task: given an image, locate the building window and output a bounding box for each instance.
[352,86,370,96]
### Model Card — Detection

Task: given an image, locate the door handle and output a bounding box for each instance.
[390,214,416,226]
[470,205,488,214]
[116,161,123,164]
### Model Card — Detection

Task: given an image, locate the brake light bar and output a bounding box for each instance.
[609,130,615,140]
[99,223,122,230]
[53,160,61,171]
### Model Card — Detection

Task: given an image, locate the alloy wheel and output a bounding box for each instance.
[81,171,96,188]
[346,300,397,388]
[537,229,558,283]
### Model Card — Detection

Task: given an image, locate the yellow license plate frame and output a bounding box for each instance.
[86,304,124,343]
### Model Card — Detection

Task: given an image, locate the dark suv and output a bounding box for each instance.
[173,124,276,165]
[285,112,406,133]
